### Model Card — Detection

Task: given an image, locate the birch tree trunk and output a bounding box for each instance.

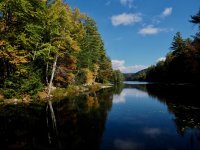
[46,62,49,85]
[47,54,58,97]
[46,49,51,85]
[46,54,58,143]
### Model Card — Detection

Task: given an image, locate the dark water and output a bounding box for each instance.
[0,82,200,150]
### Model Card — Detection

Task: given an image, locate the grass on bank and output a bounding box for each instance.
[0,83,113,105]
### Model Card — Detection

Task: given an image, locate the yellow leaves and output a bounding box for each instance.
[71,40,80,52]
[82,68,94,85]
[73,8,82,20]
[66,73,75,85]
[93,64,99,73]
[70,54,77,62]
[0,42,29,65]
[86,95,99,111]
[55,76,66,83]
[46,0,84,54]
[0,40,7,46]
[93,64,99,81]
[10,55,28,65]
[87,96,95,108]
[55,67,75,85]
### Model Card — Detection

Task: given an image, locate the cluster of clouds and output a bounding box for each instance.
[108,1,170,73]
[111,60,147,73]
[111,7,173,35]
[111,57,166,73]
[109,0,173,35]
[111,13,142,26]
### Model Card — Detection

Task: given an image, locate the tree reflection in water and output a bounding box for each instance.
[52,89,114,150]
[1,83,200,149]
[127,83,200,148]
[0,86,123,150]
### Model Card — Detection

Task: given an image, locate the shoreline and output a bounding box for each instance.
[0,83,113,105]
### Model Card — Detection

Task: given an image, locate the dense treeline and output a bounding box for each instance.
[0,0,121,98]
[124,69,147,81]
[128,9,200,83]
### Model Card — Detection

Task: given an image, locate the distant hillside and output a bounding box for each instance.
[124,68,148,81]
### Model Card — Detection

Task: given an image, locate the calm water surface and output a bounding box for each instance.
[0,82,200,150]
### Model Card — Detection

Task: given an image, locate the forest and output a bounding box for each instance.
[125,9,200,84]
[0,0,123,99]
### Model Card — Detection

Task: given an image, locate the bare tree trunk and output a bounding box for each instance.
[46,98,58,144]
[46,62,49,85]
[48,100,57,130]
[48,54,58,96]
[46,54,58,144]
[46,49,51,85]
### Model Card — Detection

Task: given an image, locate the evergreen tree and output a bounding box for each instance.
[0,0,115,98]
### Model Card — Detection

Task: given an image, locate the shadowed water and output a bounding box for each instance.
[0,82,200,149]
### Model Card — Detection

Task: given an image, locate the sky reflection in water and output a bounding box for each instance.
[100,83,200,150]
[0,82,200,150]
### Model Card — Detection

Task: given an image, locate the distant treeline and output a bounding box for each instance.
[125,9,200,83]
[0,0,123,98]
[124,69,148,81]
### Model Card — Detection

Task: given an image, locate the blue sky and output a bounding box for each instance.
[67,0,199,73]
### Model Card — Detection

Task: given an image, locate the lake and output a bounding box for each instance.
[0,81,200,150]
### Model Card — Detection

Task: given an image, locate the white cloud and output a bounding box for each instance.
[113,94,126,104]
[157,57,166,62]
[138,25,166,35]
[120,0,134,8]
[111,60,147,73]
[162,7,173,17]
[113,89,148,104]
[143,128,162,138]
[112,60,125,70]
[152,7,173,25]
[111,13,142,26]
[122,65,148,73]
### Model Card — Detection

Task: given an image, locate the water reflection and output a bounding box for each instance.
[0,103,47,149]
[101,83,200,150]
[114,139,144,150]
[144,84,200,134]
[125,83,200,133]
[0,83,200,149]
[113,89,148,104]
[0,88,115,150]
[53,90,114,150]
